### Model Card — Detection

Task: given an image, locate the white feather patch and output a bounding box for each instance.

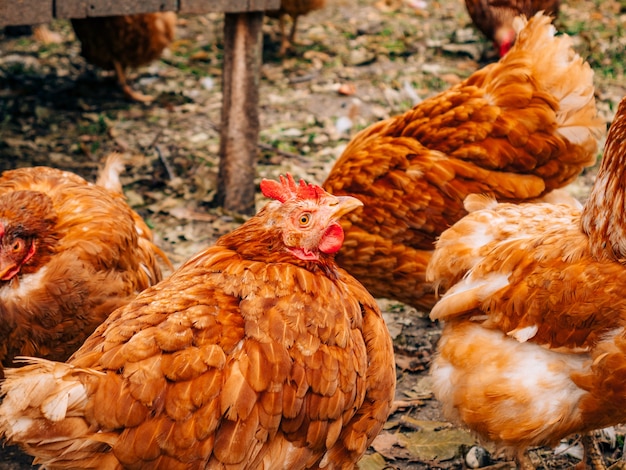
[430,273,510,320]
[41,382,88,421]
[0,267,48,301]
[507,325,539,343]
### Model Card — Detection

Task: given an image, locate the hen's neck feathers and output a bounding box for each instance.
[581,98,626,262]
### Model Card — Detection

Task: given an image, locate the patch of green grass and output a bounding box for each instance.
[78,114,107,135]
[381,39,409,56]
[561,20,587,36]
[559,4,625,82]
[418,75,449,94]
[5,62,38,77]
[15,38,32,47]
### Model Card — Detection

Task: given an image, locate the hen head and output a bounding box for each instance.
[0,191,59,282]
[259,174,362,262]
[495,26,516,56]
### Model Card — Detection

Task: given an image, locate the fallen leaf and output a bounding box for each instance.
[396,420,476,461]
[338,83,357,96]
[394,353,426,372]
[410,375,434,399]
[370,431,413,460]
[357,451,392,470]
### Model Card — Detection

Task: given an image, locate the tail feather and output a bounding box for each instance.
[95,152,126,195]
[31,438,120,470]
[94,152,174,274]
[0,358,112,466]
[1,358,92,415]
[510,13,603,148]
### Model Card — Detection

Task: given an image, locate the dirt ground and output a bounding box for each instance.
[0,0,625,468]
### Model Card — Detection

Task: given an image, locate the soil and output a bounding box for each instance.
[0,0,625,468]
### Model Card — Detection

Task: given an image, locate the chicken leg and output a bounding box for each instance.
[579,433,607,470]
[113,60,155,103]
[516,450,536,470]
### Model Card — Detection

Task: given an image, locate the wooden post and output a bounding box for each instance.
[216,12,263,215]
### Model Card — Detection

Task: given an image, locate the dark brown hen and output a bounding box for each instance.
[71,12,176,102]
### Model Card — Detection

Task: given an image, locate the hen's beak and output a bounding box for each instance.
[329,195,363,220]
[0,261,19,281]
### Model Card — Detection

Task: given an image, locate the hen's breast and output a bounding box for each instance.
[432,321,587,449]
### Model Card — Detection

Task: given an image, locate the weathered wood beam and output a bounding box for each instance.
[0,1,280,26]
[0,0,53,26]
[56,0,178,19]
[179,0,279,14]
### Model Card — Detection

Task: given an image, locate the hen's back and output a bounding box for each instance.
[323,13,602,310]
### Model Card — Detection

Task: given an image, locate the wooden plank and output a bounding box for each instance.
[179,0,280,14]
[216,12,264,215]
[0,0,281,25]
[248,0,280,10]
[0,0,52,26]
[56,0,178,19]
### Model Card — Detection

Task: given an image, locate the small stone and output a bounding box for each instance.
[465,445,491,468]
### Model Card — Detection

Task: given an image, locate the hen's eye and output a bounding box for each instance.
[12,240,22,252]
[299,213,311,226]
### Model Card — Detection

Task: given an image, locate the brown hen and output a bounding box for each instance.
[323,12,603,312]
[0,153,170,378]
[71,12,176,102]
[425,95,626,469]
[0,174,396,469]
[267,0,326,54]
[465,0,559,56]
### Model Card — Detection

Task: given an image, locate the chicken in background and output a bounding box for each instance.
[71,12,176,102]
[465,0,559,57]
[266,0,326,55]
[2,24,63,44]
[0,174,396,469]
[323,12,603,312]
[424,95,626,470]
[0,153,171,378]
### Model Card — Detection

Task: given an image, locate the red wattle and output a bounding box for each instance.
[319,223,344,254]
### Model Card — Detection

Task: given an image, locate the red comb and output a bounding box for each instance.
[260,174,326,203]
